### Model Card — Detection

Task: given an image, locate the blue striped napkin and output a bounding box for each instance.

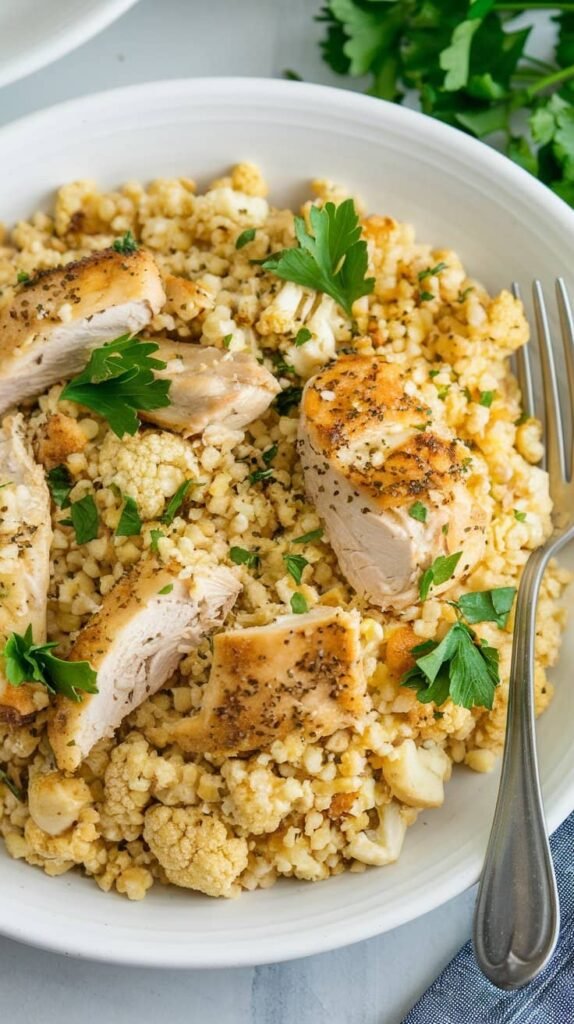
[402,813,574,1023]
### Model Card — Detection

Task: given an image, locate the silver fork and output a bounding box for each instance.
[473,279,574,990]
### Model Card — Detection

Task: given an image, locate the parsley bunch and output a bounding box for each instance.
[60,335,171,437]
[3,626,98,703]
[318,2,574,205]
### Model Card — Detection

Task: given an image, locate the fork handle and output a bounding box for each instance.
[473,545,560,990]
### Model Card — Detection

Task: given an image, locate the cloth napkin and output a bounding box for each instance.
[402,813,574,1023]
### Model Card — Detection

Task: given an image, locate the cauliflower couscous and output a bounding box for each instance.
[0,163,568,901]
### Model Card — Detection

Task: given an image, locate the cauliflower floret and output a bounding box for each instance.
[221,760,307,835]
[196,187,269,226]
[286,296,348,377]
[345,800,408,866]
[473,289,529,353]
[97,431,200,520]
[381,740,452,808]
[143,805,248,897]
[23,806,101,875]
[28,772,93,837]
[100,735,177,841]
[256,281,315,336]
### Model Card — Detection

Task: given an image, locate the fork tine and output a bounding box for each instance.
[512,283,536,421]
[556,278,574,482]
[533,281,567,486]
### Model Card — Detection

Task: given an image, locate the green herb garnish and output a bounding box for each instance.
[249,467,274,484]
[16,271,30,285]
[112,230,138,254]
[261,199,374,318]
[46,464,72,509]
[514,508,527,522]
[262,444,278,465]
[229,546,260,569]
[419,290,434,302]
[452,587,516,629]
[0,768,23,801]
[60,335,171,438]
[419,551,462,602]
[3,625,98,703]
[150,529,165,554]
[275,385,303,415]
[116,495,142,537]
[418,262,447,281]
[290,593,309,614]
[158,584,174,595]
[295,327,312,346]
[479,390,495,407]
[293,528,324,544]
[161,480,194,525]
[402,622,500,711]
[60,494,99,545]
[408,501,427,523]
[222,334,233,349]
[283,553,309,585]
[236,228,256,249]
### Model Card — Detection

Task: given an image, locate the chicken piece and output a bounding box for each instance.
[298,355,490,610]
[48,559,240,772]
[36,412,87,467]
[0,415,52,721]
[163,274,216,322]
[0,248,165,415]
[140,340,280,437]
[171,607,369,755]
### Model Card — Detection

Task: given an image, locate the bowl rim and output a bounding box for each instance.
[0,0,140,90]
[0,76,573,969]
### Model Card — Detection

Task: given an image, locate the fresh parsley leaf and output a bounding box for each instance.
[479,389,495,407]
[60,335,171,438]
[236,228,256,249]
[419,551,462,601]
[295,327,312,346]
[158,584,174,595]
[16,271,30,284]
[418,262,447,281]
[229,546,260,569]
[283,553,308,585]
[261,199,375,318]
[402,620,499,711]
[514,508,527,522]
[3,625,98,703]
[293,528,324,544]
[61,494,99,545]
[458,287,474,303]
[408,501,427,523]
[290,592,309,614]
[116,495,142,537]
[262,444,278,465]
[222,334,233,349]
[161,480,194,525]
[249,467,274,484]
[46,464,72,509]
[0,767,23,801]
[419,290,434,302]
[453,586,516,629]
[112,230,138,254]
[150,528,164,554]
[275,385,303,415]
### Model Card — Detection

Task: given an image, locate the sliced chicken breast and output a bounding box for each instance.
[48,560,240,772]
[141,340,280,436]
[171,607,369,755]
[298,355,490,611]
[0,415,52,721]
[0,248,165,415]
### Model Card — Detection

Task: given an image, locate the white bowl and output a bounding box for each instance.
[0,0,139,89]
[0,78,573,968]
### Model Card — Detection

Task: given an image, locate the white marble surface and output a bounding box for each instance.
[0,1,523,1020]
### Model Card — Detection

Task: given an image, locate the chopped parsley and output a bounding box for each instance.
[112,230,138,254]
[293,528,324,544]
[514,509,527,522]
[60,335,171,438]
[0,768,23,802]
[16,271,30,285]
[249,467,274,484]
[158,584,174,595]
[451,587,516,630]
[60,494,99,545]
[150,528,165,554]
[290,593,309,614]
[479,390,495,408]
[419,551,462,602]
[262,444,278,465]
[418,262,447,281]
[116,495,142,537]
[229,546,260,569]
[295,327,312,347]
[3,625,98,703]
[408,501,427,523]
[283,553,309,585]
[46,464,72,509]
[261,199,374,318]
[402,622,500,711]
[222,334,233,349]
[419,290,435,302]
[236,228,256,249]
[161,480,194,525]
[275,385,303,415]
[458,287,474,303]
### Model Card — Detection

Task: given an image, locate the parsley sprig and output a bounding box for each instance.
[60,335,171,438]
[3,625,98,703]
[261,199,374,318]
[317,3,574,207]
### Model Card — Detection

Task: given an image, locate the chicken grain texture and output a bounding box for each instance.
[0,248,165,414]
[0,165,567,902]
[142,340,280,436]
[48,560,240,772]
[0,415,52,721]
[171,608,369,754]
[299,355,491,610]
